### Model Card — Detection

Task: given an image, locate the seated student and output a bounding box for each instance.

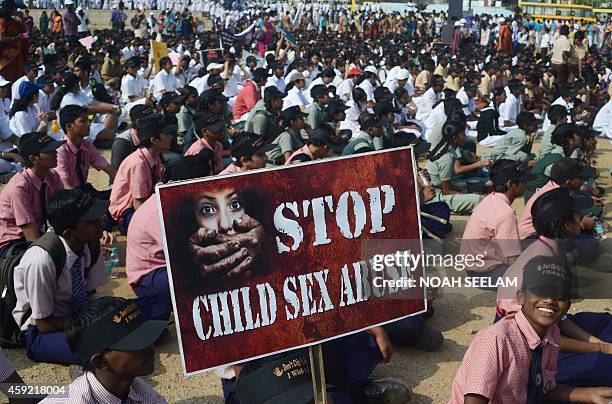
[109,114,174,234]
[342,113,385,156]
[110,105,153,171]
[476,87,507,148]
[13,189,108,365]
[425,120,486,215]
[285,126,333,164]
[539,105,569,157]
[185,111,225,174]
[39,297,167,403]
[9,81,48,138]
[56,105,117,194]
[305,84,331,131]
[592,97,612,139]
[450,255,612,403]
[245,86,284,143]
[324,100,350,134]
[497,189,612,387]
[519,158,597,240]
[525,123,583,202]
[267,106,308,165]
[498,79,524,128]
[219,133,274,175]
[0,132,64,256]
[487,111,539,166]
[176,85,199,150]
[373,101,402,150]
[460,160,535,285]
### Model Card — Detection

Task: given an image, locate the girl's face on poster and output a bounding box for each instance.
[195,189,245,234]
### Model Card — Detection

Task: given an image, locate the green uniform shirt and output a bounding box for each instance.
[489,128,529,163]
[305,102,326,130]
[267,128,305,164]
[539,124,556,157]
[246,101,280,142]
[342,131,375,156]
[427,147,456,187]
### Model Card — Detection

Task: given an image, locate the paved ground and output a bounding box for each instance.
[1,136,611,403]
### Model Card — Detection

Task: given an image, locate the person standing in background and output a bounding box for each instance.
[0,0,27,83]
[38,10,48,34]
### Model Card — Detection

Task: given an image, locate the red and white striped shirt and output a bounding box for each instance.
[40,371,167,403]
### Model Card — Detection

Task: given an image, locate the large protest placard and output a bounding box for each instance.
[157,147,426,375]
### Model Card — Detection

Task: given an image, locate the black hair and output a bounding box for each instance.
[394,87,409,99]
[50,72,80,112]
[516,112,535,130]
[532,196,576,240]
[449,110,467,124]
[65,296,128,370]
[353,87,367,103]
[491,159,516,192]
[9,92,37,118]
[59,105,88,133]
[428,120,465,162]
[159,56,171,70]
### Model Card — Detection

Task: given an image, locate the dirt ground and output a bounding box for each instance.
[1,138,611,404]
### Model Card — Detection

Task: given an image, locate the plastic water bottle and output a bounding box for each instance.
[103,248,114,279]
[593,219,608,241]
[110,247,120,278]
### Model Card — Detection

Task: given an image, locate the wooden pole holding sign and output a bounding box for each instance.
[309,344,328,404]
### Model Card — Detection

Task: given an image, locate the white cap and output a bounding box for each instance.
[454,21,461,27]
[364,66,378,75]
[498,17,506,23]
[396,69,410,80]
[0,75,10,87]
[65,0,74,5]
[207,63,224,71]
[460,18,466,24]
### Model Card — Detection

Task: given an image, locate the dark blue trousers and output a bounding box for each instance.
[383,314,425,345]
[557,312,612,387]
[118,207,136,235]
[221,332,380,404]
[25,326,81,365]
[134,267,171,321]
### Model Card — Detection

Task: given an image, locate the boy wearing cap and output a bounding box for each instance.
[39,297,167,403]
[460,159,535,284]
[342,113,385,156]
[451,256,612,403]
[283,72,309,111]
[56,105,116,193]
[109,114,174,234]
[185,111,225,174]
[305,84,331,131]
[337,67,362,102]
[245,86,284,143]
[268,106,308,164]
[519,158,597,240]
[233,67,268,121]
[285,126,333,164]
[487,111,538,166]
[13,189,108,365]
[0,132,64,256]
[220,133,274,175]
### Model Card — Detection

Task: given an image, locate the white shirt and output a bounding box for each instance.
[385,79,414,97]
[222,69,243,98]
[543,96,572,130]
[415,87,441,122]
[189,76,208,95]
[174,66,198,87]
[265,74,287,93]
[339,99,363,137]
[337,78,354,102]
[358,79,376,102]
[457,88,476,115]
[120,73,147,103]
[499,91,520,125]
[13,234,106,331]
[60,91,93,109]
[36,90,53,114]
[151,69,179,100]
[9,106,41,137]
[282,86,309,110]
[593,100,612,139]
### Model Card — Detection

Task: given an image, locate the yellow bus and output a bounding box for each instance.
[518,1,596,22]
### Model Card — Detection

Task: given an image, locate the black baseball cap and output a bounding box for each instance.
[325,100,349,116]
[550,158,596,184]
[129,104,154,124]
[231,132,276,160]
[531,187,593,221]
[253,67,270,82]
[137,114,178,141]
[19,132,65,160]
[522,256,571,300]
[263,86,286,103]
[194,111,226,133]
[310,126,333,146]
[200,89,229,103]
[48,189,110,235]
[491,159,536,186]
[280,106,308,121]
[159,91,186,106]
[236,350,315,404]
[75,299,167,365]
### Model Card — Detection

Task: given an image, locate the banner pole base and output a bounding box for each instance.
[309,344,328,404]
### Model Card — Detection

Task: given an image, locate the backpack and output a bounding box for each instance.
[0,233,100,348]
[421,202,453,239]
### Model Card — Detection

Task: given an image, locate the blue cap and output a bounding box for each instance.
[18,81,43,99]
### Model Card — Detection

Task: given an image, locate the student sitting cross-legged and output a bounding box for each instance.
[12,189,108,365]
[450,255,612,403]
[39,296,167,403]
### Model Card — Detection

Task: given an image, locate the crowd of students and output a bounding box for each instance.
[0,0,612,401]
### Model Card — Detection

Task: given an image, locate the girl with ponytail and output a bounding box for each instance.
[425,120,485,215]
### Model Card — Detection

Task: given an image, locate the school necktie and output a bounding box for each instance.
[71,256,88,310]
[39,181,47,230]
[526,345,544,404]
[75,149,86,188]
[151,164,158,194]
